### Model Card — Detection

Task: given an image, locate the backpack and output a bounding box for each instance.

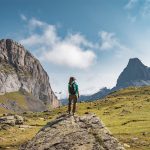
[69,83,76,95]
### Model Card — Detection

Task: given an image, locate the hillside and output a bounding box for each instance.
[0,39,59,111]
[76,86,150,150]
[0,86,150,150]
[0,91,49,113]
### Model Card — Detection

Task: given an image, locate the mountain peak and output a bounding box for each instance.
[128,58,144,66]
[116,58,150,88]
[129,57,140,61]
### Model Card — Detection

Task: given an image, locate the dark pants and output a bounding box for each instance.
[68,95,77,113]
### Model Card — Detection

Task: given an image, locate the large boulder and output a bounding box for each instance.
[14,115,24,125]
[0,115,24,126]
[21,113,125,150]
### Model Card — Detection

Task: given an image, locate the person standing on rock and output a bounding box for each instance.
[68,77,79,115]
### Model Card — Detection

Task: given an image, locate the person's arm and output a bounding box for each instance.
[78,90,80,98]
[75,83,79,98]
[68,84,70,95]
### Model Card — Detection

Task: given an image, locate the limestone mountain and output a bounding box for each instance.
[115,58,150,89]
[0,39,59,111]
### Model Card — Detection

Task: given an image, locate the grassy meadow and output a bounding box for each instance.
[0,86,150,150]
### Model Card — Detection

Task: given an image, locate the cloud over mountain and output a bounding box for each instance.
[20,17,96,69]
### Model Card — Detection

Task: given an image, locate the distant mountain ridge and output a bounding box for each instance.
[0,39,59,111]
[61,58,150,104]
[78,87,111,102]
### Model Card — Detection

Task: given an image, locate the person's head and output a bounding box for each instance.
[69,77,76,84]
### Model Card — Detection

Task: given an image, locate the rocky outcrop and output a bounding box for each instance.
[0,115,24,126]
[0,39,59,108]
[21,113,125,150]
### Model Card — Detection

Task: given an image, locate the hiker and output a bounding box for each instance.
[68,77,79,115]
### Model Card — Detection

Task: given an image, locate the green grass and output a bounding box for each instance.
[74,86,150,150]
[0,111,59,150]
[52,86,150,150]
[0,91,28,114]
[0,86,150,150]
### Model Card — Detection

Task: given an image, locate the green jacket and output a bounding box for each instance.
[68,81,79,96]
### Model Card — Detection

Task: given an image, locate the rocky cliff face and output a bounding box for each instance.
[21,113,125,150]
[115,58,150,89]
[0,39,59,108]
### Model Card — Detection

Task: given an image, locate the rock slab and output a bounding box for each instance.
[21,114,125,150]
[0,115,24,126]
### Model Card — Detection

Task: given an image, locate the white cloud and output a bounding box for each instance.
[141,0,150,17]
[125,0,150,19]
[20,24,58,47]
[65,33,95,48]
[99,31,117,50]
[28,18,45,28]
[125,0,138,9]
[99,31,133,58]
[20,14,27,21]
[42,42,95,69]
[127,14,137,23]
[20,18,96,69]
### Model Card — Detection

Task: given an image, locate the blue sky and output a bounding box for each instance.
[1,0,150,98]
